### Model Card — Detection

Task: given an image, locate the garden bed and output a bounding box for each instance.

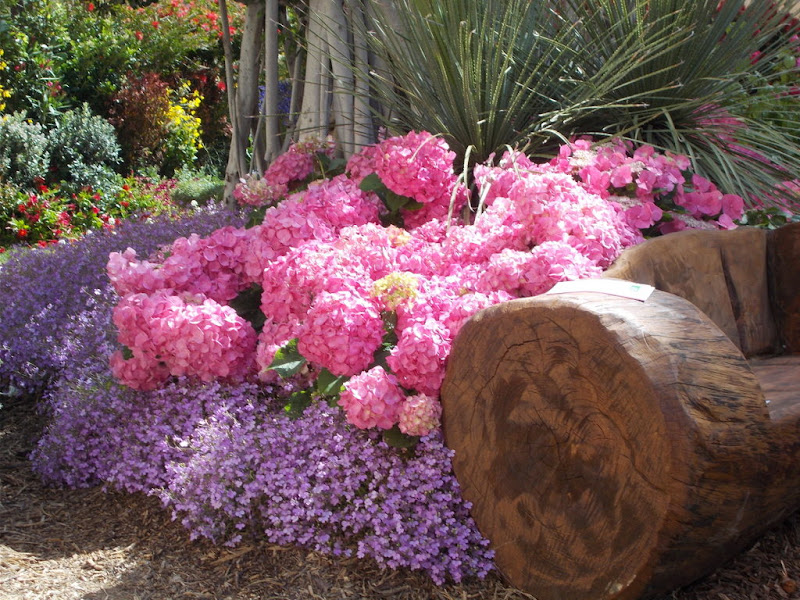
[1,395,799,599]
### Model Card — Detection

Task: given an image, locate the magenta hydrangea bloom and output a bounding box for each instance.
[109,348,170,391]
[373,131,460,206]
[298,289,385,377]
[111,289,257,388]
[338,366,405,429]
[387,317,452,396]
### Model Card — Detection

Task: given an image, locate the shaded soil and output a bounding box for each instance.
[1,397,799,600]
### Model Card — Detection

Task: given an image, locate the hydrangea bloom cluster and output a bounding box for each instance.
[110,289,257,390]
[233,137,335,206]
[108,131,746,438]
[0,208,244,397]
[543,138,745,232]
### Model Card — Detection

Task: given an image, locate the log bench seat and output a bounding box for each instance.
[441,222,800,600]
[750,354,800,421]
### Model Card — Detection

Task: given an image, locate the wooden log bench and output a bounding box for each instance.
[441,222,800,600]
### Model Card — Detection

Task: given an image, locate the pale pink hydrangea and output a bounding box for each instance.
[297,289,385,377]
[233,172,283,207]
[338,366,405,430]
[107,248,168,296]
[108,227,255,303]
[398,394,442,437]
[387,317,452,396]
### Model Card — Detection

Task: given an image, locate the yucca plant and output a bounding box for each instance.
[366,0,800,208]
[564,0,800,207]
[363,0,689,165]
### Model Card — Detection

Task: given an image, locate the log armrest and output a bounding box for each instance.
[768,221,800,352]
[441,288,800,600]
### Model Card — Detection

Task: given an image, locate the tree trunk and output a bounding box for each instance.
[321,0,356,156]
[297,0,328,141]
[345,0,374,148]
[220,0,246,204]
[262,0,281,165]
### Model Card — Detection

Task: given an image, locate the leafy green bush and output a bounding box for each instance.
[0,0,71,124]
[47,103,121,191]
[170,169,224,206]
[0,112,50,186]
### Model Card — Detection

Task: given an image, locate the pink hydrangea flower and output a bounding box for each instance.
[373,131,460,207]
[398,394,442,437]
[387,317,452,396]
[297,289,385,377]
[111,290,257,386]
[109,349,170,391]
[338,366,405,429]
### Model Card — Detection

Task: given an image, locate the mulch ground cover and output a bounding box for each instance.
[1,395,799,600]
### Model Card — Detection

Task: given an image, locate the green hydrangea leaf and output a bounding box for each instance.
[268,338,307,377]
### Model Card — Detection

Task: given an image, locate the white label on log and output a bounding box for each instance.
[547,279,655,302]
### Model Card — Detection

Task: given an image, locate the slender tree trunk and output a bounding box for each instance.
[262,0,281,165]
[345,0,374,148]
[297,0,329,141]
[220,0,246,204]
[322,0,356,156]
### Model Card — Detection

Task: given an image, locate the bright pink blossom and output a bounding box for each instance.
[387,317,452,396]
[338,366,405,429]
[297,289,385,377]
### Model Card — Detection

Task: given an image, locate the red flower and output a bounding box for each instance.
[87,2,94,10]
[216,80,226,92]
[0,247,6,254]
[151,20,159,28]
[121,200,130,208]
[91,206,100,214]
[38,240,48,248]
[17,229,28,238]
[135,31,143,41]
[122,184,131,191]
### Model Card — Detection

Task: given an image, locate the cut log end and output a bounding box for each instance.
[442,290,772,600]
[443,296,673,600]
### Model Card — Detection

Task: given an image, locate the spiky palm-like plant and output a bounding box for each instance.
[364,0,687,165]
[565,0,800,207]
[366,0,800,208]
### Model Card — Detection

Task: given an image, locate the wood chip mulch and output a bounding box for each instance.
[1,396,798,600]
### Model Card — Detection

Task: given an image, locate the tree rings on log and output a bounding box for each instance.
[442,289,776,600]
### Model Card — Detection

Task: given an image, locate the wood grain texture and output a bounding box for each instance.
[768,222,800,353]
[603,227,778,357]
[441,289,800,600]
